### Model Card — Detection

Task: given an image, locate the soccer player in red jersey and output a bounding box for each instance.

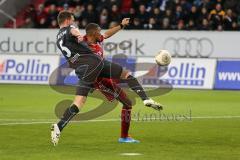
[83,18,162,143]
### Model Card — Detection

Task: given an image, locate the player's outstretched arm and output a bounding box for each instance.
[103,18,130,39]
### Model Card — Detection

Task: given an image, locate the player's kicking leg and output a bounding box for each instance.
[120,70,163,111]
[99,60,163,111]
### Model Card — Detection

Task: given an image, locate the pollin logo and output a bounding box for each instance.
[0,58,51,81]
[143,62,206,86]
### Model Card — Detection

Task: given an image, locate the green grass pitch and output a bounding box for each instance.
[0,84,240,160]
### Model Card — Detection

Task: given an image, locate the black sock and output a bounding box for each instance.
[124,75,149,101]
[57,104,79,131]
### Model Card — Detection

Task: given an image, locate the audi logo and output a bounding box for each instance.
[163,37,214,58]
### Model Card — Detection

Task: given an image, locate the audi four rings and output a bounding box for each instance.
[163,37,214,58]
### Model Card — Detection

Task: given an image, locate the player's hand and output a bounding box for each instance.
[77,35,83,43]
[121,18,130,27]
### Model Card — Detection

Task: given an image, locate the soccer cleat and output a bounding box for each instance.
[51,123,61,146]
[143,98,163,111]
[118,137,140,143]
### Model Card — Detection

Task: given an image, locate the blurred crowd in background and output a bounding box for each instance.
[21,0,240,30]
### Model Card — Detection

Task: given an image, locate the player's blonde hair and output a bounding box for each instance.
[57,11,74,25]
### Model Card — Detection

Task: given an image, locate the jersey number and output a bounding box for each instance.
[59,40,71,57]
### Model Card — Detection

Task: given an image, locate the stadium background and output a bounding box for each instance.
[0,0,240,160]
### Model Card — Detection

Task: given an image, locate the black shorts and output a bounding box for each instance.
[99,60,123,79]
[74,56,123,96]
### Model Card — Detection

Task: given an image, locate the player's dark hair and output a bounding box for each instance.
[57,11,73,25]
[85,23,100,35]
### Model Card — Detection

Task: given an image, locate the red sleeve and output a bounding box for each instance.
[100,35,104,42]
